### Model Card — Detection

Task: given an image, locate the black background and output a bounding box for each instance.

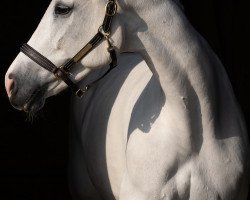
[0,0,249,199]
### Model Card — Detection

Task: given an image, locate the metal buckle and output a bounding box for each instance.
[53,67,61,79]
[105,1,117,17]
[98,26,110,37]
[75,89,84,98]
[53,66,68,81]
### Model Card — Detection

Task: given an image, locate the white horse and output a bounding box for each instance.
[5,0,250,199]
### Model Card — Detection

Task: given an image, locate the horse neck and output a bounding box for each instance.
[122,0,233,131]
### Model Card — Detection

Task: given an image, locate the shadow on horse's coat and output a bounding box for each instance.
[70,54,148,199]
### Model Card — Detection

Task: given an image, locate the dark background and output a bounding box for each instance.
[0,0,249,199]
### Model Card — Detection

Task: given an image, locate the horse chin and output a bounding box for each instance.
[23,99,45,114]
[23,89,46,114]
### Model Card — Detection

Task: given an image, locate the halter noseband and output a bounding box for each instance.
[20,0,118,98]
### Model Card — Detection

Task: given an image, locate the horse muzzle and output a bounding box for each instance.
[5,72,46,113]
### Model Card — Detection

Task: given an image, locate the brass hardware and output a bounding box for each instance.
[54,67,67,80]
[99,26,110,37]
[73,43,93,62]
[104,35,113,51]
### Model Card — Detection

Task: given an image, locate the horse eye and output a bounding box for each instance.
[54,4,72,15]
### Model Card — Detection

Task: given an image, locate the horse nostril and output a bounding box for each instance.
[5,73,16,97]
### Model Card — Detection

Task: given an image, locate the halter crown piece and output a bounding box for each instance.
[20,0,118,97]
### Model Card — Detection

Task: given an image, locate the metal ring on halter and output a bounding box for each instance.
[105,1,117,17]
[98,26,111,37]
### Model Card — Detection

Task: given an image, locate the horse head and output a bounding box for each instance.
[5,0,126,113]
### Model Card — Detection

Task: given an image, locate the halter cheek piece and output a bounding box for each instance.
[20,0,118,98]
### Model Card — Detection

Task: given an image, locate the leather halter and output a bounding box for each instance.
[20,0,118,97]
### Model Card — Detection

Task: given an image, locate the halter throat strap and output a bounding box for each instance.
[20,0,117,98]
